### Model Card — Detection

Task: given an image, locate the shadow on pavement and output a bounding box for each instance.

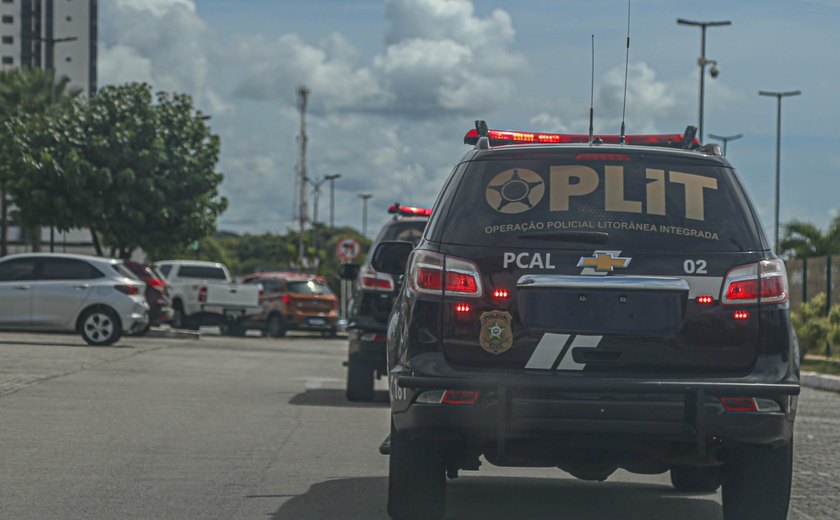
[270,475,723,520]
[0,338,135,349]
[288,388,390,408]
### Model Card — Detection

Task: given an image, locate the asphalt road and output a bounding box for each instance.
[0,331,834,519]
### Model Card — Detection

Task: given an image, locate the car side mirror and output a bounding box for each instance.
[338,263,360,281]
[371,241,414,276]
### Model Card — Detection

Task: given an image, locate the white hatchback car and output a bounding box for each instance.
[0,253,149,345]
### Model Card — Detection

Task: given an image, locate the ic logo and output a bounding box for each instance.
[485,168,545,214]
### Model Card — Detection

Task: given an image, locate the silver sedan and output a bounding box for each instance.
[0,253,148,345]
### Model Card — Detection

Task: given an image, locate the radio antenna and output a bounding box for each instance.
[588,34,595,144]
[619,0,631,144]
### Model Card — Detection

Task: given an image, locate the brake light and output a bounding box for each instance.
[388,203,433,217]
[408,251,483,297]
[733,310,750,320]
[198,286,207,303]
[720,397,758,413]
[281,294,291,305]
[493,288,510,300]
[464,128,697,147]
[441,390,480,405]
[115,284,139,296]
[721,259,788,305]
[359,267,395,292]
[147,277,166,293]
[454,303,471,314]
[695,295,713,305]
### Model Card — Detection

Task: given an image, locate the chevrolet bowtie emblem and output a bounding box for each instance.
[577,251,631,273]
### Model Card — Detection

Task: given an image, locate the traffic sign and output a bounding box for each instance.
[336,237,361,262]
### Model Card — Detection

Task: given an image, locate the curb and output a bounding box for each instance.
[801,371,840,393]
[144,327,201,340]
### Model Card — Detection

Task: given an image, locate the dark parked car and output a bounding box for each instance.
[377,124,799,520]
[341,204,430,401]
[123,260,173,332]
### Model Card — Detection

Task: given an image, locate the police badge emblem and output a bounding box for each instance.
[479,311,514,355]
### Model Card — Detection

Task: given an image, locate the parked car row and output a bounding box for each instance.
[0,253,343,345]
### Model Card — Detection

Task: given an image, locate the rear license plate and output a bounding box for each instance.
[308,317,326,325]
[224,309,244,320]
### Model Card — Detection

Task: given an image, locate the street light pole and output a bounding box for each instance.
[324,174,341,227]
[358,193,373,237]
[759,90,801,254]
[677,19,730,142]
[707,133,743,156]
[33,35,78,253]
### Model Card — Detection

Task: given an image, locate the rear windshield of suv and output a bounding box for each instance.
[287,280,332,295]
[379,220,428,244]
[439,152,761,252]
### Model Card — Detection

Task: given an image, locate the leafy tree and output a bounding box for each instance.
[780,218,840,259]
[5,82,227,259]
[0,67,79,253]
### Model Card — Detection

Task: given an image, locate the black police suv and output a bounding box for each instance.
[374,125,799,520]
[344,204,431,401]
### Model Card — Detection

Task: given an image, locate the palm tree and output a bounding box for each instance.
[0,67,79,254]
[780,217,840,258]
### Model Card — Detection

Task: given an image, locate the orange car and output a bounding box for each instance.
[242,272,339,337]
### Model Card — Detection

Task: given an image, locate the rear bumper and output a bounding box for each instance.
[392,371,799,457]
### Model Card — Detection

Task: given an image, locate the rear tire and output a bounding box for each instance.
[346,354,375,402]
[387,420,446,520]
[722,442,793,520]
[267,314,286,338]
[79,307,122,346]
[670,465,721,493]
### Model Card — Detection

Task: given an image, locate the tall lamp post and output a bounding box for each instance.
[677,18,731,142]
[707,133,743,157]
[33,34,78,253]
[324,174,341,227]
[358,193,373,237]
[759,90,801,254]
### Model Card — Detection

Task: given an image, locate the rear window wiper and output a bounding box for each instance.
[517,231,610,244]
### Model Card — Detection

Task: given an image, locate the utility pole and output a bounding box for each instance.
[677,19,730,142]
[759,90,801,254]
[33,33,78,252]
[325,174,341,227]
[708,133,743,156]
[308,176,328,251]
[296,85,310,266]
[358,193,373,237]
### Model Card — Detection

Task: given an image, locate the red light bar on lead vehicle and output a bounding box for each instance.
[388,203,432,217]
[463,128,698,148]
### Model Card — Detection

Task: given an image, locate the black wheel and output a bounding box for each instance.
[670,465,721,493]
[722,442,793,520]
[221,322,247,337]
[171,302,188,329]
[346,354,375,402]
[387,420,445,520]
[79,307,122,346]
[267,314,286,338]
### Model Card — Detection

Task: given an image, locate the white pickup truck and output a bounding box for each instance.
[155,260,261,336]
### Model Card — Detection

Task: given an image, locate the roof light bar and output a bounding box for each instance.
[388,203,432,217]
[464,128,699,149]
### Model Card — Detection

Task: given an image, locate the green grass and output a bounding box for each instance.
[802,358,840,376]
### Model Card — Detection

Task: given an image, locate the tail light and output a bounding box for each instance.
[408,251,483,297]
[198,286,207,304]
[721,259,788,305]
[115,284,139,296]
[281,294,291,305]
[147,277,166,294]
[359,266,395,292]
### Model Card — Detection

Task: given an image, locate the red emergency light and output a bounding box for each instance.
[388,203,432,217]
[464,128,699,148]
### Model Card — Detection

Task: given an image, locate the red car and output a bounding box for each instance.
[242,272,339,337]
[123,260,173,331]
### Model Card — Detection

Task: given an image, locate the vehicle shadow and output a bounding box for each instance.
[288,388,390,408]
[269,476,723,520]
[0,338,135,349]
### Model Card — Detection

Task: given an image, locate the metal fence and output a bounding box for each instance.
[787,255,840,311]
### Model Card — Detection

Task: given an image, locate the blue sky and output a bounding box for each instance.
[99,0,840,237]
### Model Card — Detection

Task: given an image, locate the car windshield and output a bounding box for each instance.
[177,265,228,280]
[286,280,332,295]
